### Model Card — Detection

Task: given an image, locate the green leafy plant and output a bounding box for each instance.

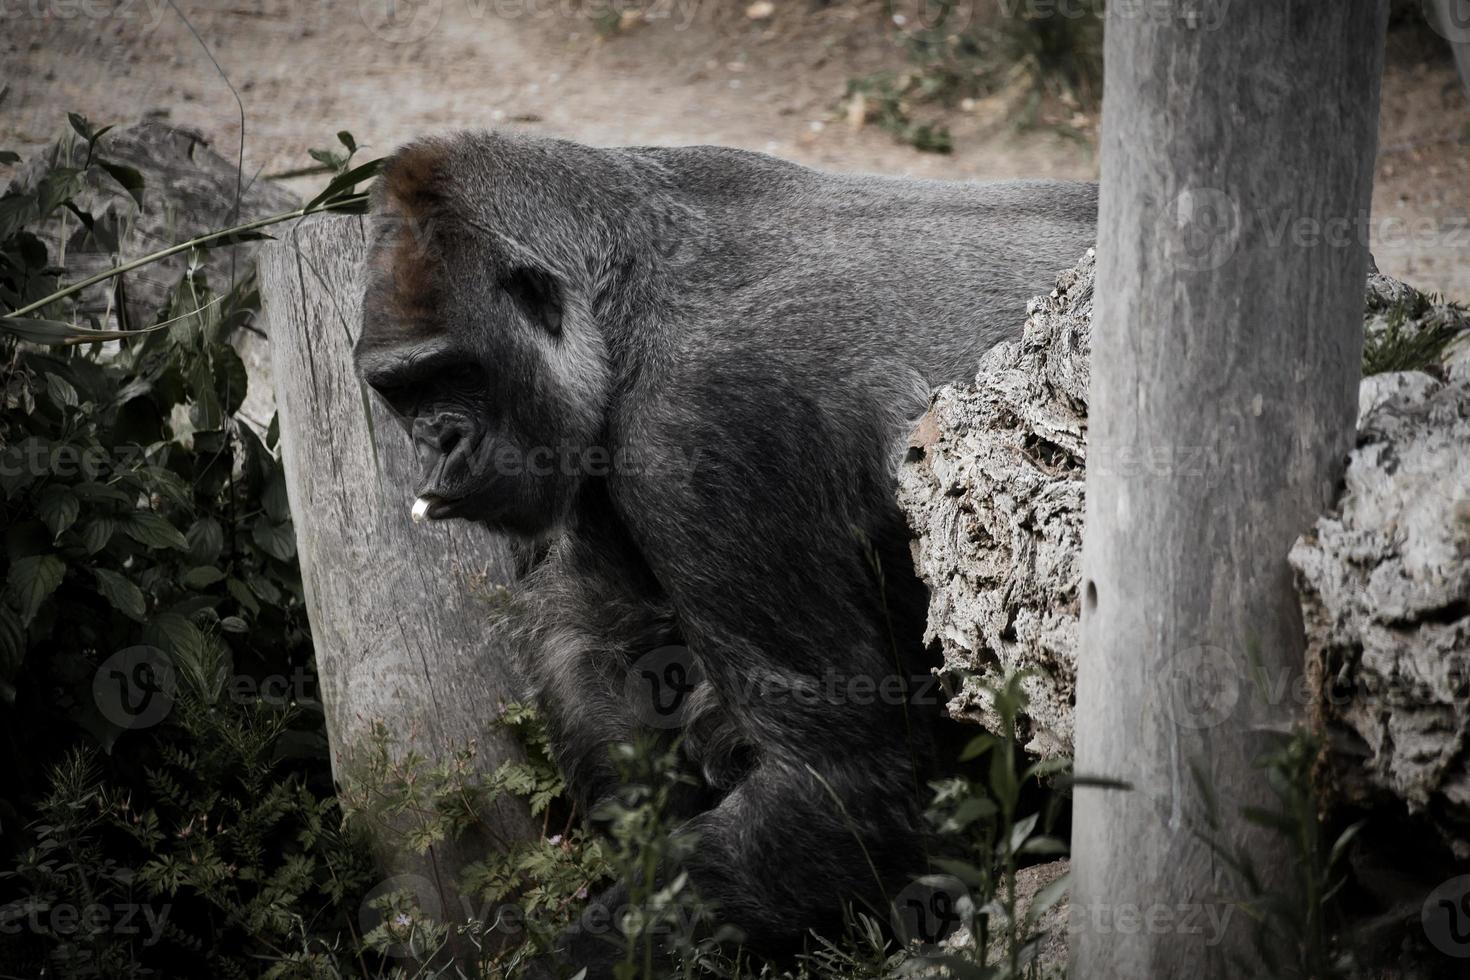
[923,671,1073,979]
[0,119,379,348]
[1191,727,1362,980]
[0,119,380,978]
[340,704,612,975]
[1361,284,1469,377]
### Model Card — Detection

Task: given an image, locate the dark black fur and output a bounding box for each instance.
[354,131,1096,976]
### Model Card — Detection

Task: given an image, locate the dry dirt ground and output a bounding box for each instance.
[3,0,1469,299]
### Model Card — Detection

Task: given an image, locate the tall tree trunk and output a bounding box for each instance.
[1071,5,1387,977]
[258,215,539,953]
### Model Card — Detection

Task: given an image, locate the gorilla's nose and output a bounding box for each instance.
[412,411,479,491]
[414,411,470,453]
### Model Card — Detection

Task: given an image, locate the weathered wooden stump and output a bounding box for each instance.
[258,214,538,950]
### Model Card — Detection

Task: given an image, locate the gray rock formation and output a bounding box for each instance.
[900,251,1470,859]
[898,252,1094,758]
[1290,349,1470,857]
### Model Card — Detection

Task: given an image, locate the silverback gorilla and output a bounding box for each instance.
[353,131,1096,975]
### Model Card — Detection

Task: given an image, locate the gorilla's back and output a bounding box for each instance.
[630,143,1098,389]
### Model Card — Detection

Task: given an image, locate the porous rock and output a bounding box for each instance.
[901,251,1470,860]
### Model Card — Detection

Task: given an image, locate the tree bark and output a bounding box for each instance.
[1070,5,1387,977]
[257,214,539,945]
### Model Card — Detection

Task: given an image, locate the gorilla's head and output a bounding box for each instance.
[354,135,617,535]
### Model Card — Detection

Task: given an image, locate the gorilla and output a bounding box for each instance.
[353,131,1095,975]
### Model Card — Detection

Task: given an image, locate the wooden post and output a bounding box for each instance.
[258,214,539,946]
[1071,4,1387,977]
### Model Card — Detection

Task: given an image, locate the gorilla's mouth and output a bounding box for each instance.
[407,397,496,518]
[411,493,464,523]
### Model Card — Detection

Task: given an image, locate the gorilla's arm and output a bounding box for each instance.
[605,352,936,951]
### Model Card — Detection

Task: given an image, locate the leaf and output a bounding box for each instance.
[36,487,80,538]
[0,194,38,241]
[929,857,987,888]
[304,157,384,212]
[308,148,344,170]
[0,316,136,346]
[989,742,1019,809]
[211,343,249,416]
[1024,871,1072,929]
[38,168,84,215]
[97,159,145,208]
[337,130,357,153]
[1017,834,1068,857]
[123,511,190,551]
[186,517,224,566]
[1024,756,1073,782]
[262,472,291,523]
[111,377,153,408]
[323,193,370,216]
[959,733,996,762]
[1328,820,1365,870]
[219,615,248,634]
[180,566,225,590]
[94,567,147,621]
[141,466,192,511]
[0,150,19,165]
[1005,812,1041,856]
[5,554,65,625]
[937,795,995,834]
[174,629,230,703]
[1058,774,1132,793]
[251,519,296,562]
[44,373,79,410]
[248,572,281,604]
[188,358,223,430]
[73,482,133,506]
[68,111,94,142]
[145,612,205,657]
[226,577,260,616]
[81,517,116,554]
[0,604,25,678]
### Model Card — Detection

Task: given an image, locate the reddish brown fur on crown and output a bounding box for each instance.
[367,142,450,335]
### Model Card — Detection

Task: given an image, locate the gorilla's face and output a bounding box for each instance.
[353,141,610,535]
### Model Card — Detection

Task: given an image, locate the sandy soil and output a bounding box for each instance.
[3,0,1468,299]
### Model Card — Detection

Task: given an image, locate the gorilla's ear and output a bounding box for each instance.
[501,266,564,337]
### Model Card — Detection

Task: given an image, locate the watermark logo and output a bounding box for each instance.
[1161,187,1241,272]
[0,900,172,947]
[1150,643,1239,730]
[891,874,970,954]
[1070,900,1234,943]
[1424,0,1470,43]
[359,0,443,42]
[1423,875,1470,957]
[625,645,703,729]
[93,645,176,729]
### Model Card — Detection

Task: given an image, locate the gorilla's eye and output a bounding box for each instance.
[440,364,485,392]
[501,266,563,338]
[367,377,425,418]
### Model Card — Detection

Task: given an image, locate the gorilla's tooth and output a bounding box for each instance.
[411,496,433,523]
